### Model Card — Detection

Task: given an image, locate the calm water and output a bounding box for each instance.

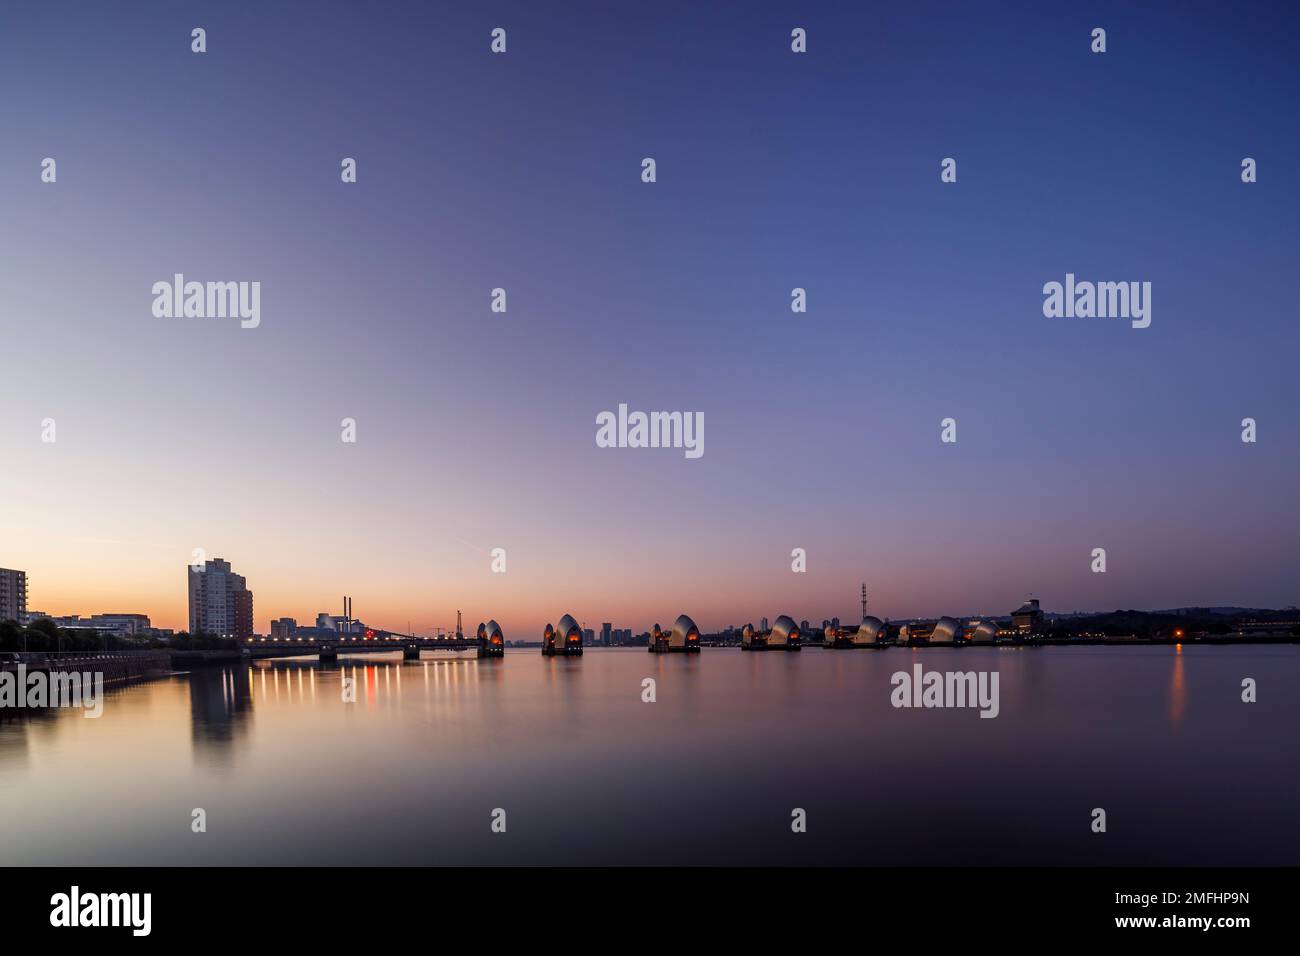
[2,645,1298,866]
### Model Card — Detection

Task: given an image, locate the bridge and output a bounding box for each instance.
[242,631,491,662]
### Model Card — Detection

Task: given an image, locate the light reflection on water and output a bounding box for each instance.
[1170,644,1186,727]
[2,646,1297,865]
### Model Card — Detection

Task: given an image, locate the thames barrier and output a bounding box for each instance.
[201,591,1298,663]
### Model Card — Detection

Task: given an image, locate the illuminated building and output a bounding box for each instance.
[543,614,583,656]
[650,614,700,653]
[1012,598,1044,634]
[744,615,801,651]
[930,617,962,643]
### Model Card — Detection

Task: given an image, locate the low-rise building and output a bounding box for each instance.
[1012,598,1044,634]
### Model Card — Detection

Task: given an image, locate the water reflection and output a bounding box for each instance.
[189,653,488,761]
[1,647,1298,866]
[1169,644,1186,727]
[188,666,254,763]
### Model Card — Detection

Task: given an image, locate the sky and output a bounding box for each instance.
[2,1,1298,636]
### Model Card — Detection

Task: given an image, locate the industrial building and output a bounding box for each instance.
[1012,598,1044,634]
[477,620,505,658]
[824,615,887,648]
[649,614,700,653]
[929,616,962,643]
[542,614,583,656]
[742,614,802,651]
[897,620,934,644]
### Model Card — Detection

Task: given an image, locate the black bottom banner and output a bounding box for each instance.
[0,866,1282,942]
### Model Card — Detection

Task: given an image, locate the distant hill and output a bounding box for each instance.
[1048,607,1300,638]
[1154,607,1283,616]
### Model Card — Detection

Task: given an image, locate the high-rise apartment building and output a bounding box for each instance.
[188,558,255,638]
[0,567,28,623]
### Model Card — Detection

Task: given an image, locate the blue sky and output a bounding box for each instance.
[1,1,1297,632]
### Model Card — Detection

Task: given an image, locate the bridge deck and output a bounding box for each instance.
[244,636,481,658]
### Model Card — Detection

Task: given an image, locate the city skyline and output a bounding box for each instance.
[2,552,1296,639]
[3,2,1298,636]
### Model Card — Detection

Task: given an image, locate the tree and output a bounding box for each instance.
[26,617,59,651]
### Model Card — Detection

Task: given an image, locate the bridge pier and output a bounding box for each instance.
[319,644,338,662]
[403,645,421,661]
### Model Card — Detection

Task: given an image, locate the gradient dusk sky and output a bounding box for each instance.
[2,1,1297,636]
